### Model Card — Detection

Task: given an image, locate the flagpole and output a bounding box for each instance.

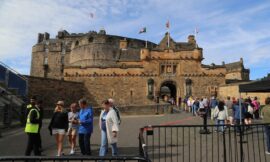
[166,21,170,49]
[167,29,170,48]
[195,28,198,48]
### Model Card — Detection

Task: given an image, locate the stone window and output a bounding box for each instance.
[44,57,48,65]
[160,63,177,76]
[208,86,218,96]
[60,56,65,65]
[185,78,192,96]
[147,78,154,99]
[88,37,94,43]
[61,48,66,55]
[45,48,49,53]
[75,40,79,46]
[61,42,66,55]
[130,90,133,104]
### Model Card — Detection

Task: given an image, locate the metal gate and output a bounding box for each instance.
[139,124,270,162]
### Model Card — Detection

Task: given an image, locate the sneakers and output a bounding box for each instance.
[70,149,75,155]
[266,151,270,155]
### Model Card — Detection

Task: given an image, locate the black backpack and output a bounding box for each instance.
[113,106,121,125]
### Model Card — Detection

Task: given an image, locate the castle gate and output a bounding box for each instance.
[160,80,177,103]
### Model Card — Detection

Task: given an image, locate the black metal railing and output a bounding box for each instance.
[139,123,270,162]
[0,156,148,162]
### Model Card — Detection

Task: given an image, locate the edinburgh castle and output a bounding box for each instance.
[30,29,250,106]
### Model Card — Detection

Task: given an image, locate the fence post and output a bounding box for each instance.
[239,125,244,162]
[222,130,227,162]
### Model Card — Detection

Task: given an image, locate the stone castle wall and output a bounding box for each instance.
[218,83,270,104]
[27,76,87,109]
[29,30,250,107]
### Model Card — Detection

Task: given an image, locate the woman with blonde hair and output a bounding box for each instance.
[48,101,68,156]
[67,103,79,155]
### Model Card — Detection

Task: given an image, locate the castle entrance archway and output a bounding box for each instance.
[160,80,177,103]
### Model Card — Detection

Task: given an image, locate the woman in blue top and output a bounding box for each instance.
[78,98,93,155]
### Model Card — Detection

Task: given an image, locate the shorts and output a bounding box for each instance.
[67,128,78,136]
[52,129,66,135]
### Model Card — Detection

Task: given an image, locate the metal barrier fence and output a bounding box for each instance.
[139,124,270,162]
[0,156,148,162]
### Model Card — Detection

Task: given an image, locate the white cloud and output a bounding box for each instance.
[0,0,269,79]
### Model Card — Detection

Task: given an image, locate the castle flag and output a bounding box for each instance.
[166,20,170,29]
[89,12,94,18]
[139,27,146,34]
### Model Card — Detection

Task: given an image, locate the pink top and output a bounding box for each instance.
[252,100,260,110]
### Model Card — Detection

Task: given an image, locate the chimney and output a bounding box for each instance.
[44,32,50,40]
[240,57,243,63]
[188,35,196,44]
[37,33,44,43]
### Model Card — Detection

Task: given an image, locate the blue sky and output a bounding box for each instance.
[0,0,270,80]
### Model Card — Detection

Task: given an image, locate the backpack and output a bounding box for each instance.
[113,106,121,125]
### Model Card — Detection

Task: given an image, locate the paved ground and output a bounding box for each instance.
[1,112,269,162]
[0,111,201,156]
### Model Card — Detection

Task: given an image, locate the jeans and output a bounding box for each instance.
[99,130,118,156]
[25,133,41,156]
[217,120,225,132]
[192,105,197,116]
[79,133,91,155]
[265,126,270,152]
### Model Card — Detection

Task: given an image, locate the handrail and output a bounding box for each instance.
[141,123,269,128]
[0,61,28,81]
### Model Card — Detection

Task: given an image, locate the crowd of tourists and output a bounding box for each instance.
[23,94,270,156]
[182,96,262,131]
[182,95,270,154]
[24,97,121,157]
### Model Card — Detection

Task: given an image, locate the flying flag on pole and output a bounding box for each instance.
[89,12,94,19]
[166,20,170,48]
[194,27,199,48]
[139,27,146,34]
[195,27,199,35]
[166,20,170,29]
[139,27,147,48]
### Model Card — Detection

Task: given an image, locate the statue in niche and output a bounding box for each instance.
[185,78,192,96]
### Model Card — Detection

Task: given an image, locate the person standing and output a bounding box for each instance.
[233,99,246,132]
[210,96,218,119]
[108,98,121,125]
[26,96,37,123]
[78,98,94,155]
[25,102,41,156]
[262,97,270,155]
[67,103,79,155]
[36,100,44,152]
[192,98,200,116]
[48,101,68,156]
[225,96,234,125]
[213,101,228,132]
[252,97,260,119]
[187,97,194,113]
[99,100,120,157]
[244,98,254,128]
